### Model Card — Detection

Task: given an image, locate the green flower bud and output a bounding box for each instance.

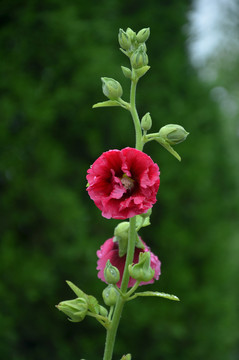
[114,221,129,257]
[104,260,120,285]
[102,285,119,306]
[136,28,150,43]
[56,298,88,322]
[114,221,129,240]
[99,305,108,317]
[158,124,189,145]
[128,252,155,282]
[121,354,132,360]
[121,66,132,79]
[131,45,149,69]
[141,112,152,131]
[126,27,136,42]
[101,77,123,100]
[118,29,131,50]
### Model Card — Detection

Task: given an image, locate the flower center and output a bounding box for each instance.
[121,174,135,191]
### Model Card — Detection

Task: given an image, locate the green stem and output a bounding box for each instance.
[130,76,143,151]
[103,70,143,360]
[103,216,137,360]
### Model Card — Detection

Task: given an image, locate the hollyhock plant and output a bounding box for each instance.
[57,27,189,360]
[86,147,160,219]
[97,237,161,287]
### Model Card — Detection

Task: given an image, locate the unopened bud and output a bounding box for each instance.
[126,27,136,42]
[101,77,123,100]
[114,221,129,257]
[114,221,129,240]
[131,45,148,69]
[136,28,150,43]
[99,305,108,317]
[118,29,131,50]
[141,112,152,131]
[102,285,119,306]
[121,354,132,360]
[128,252,155,282]
[56,298,88,322]
[104,260,120,285]
[158,124,189,145]
[121,66,132,79]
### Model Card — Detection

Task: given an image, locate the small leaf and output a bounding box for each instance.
[133,291,180,301]
[92,100,121,108]
[155,138,181,161]
[66,281,88,300]
[134,65,150,79]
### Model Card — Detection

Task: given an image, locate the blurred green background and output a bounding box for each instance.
[1,0,239,359]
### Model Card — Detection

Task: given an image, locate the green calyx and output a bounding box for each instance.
[104,260,120,285]
[136,28,150,43]
[120,354,132,360]
[56,281,109,327]
[56,298,88,322]
[159,124,189,145]
[102,284,119,306]
[128,251,155,282]
[141,112,152,131]
[113,221,129,257]
[101,77,123,100]
[131,45,149,69]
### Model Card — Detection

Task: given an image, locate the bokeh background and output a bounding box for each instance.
[1,0,239,359]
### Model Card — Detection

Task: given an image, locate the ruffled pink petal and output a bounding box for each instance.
[87,148,160,219]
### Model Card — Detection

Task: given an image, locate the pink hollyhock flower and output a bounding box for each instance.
[96,237,161,288]
[86,147,160,219]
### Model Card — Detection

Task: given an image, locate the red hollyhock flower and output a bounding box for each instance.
[96,237,161,288]
[86,147,160,219]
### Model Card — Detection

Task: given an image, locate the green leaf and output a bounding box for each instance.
[66,281,88,301]
[92,100,121,108]
[133,291,180,301]
[155,138,181,161]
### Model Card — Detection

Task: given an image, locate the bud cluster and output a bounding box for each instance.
[118,27,150,71]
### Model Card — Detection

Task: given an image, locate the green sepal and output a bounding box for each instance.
[135,235,145,249]
[136,214,151,230]
[155,137,181,161]
[66,281,101,315]
[88,295,100,314]
[99,305,108,317]
[120,354,132,360]
[131,291,180,301]
[119,48,129,56]
[115,235,128,257]
[93,100,122,108]
[134,65,150,79]
[121,66,132,79]
[66,280,88,301]
[113,221,129,257]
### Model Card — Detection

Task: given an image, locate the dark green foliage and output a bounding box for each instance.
[0,1,238,359]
